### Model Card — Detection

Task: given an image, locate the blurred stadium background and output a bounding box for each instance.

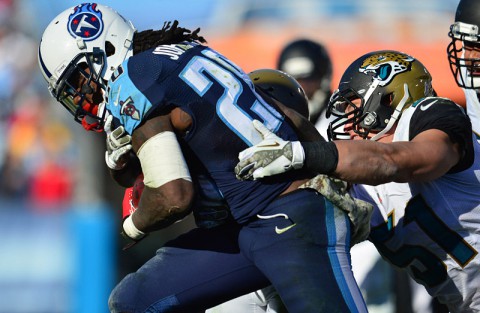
[0,0,459,312]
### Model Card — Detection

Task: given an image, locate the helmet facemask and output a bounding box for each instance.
[53,48,107,132]
[327,88,369,141]
[448,22,480,89]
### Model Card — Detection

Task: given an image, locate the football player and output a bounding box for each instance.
[448,0,480,140]
[277,38,334,139]
[38,3,367,313]
[277,39,405,312]
[236,50,480,313]
[206,69,372,313]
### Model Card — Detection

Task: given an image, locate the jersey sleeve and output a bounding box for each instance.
[410,97,474,173]
[106,53,174,134]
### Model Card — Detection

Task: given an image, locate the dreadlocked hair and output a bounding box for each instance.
[132,20,207,54]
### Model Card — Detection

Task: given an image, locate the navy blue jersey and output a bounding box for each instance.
[105,42,302,223]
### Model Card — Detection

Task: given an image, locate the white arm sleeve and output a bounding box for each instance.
[137,131,192,188]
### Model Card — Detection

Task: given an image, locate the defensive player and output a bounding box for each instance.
[277,38,334,139]
[277,39,406,312]
[448,0,480,139]
[38,3,367,313]
[236,50,480,313]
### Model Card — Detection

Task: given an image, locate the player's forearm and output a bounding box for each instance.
[303,140,402,185]
[333,140,401,185]
[132,179,194,232]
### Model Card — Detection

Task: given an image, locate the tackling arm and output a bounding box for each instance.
[332,129,461,184]
[236,123,461,185]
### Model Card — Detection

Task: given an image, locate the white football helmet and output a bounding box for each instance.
[447,0,480,89]
[38,3,136,131]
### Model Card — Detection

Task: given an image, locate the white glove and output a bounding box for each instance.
[104,115,132,170]
[235,119,305,180]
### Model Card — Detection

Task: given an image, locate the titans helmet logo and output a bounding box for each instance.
[359,52,414,86]
[67,3,104,41]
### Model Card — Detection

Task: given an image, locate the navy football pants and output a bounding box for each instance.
[109,189,367,313]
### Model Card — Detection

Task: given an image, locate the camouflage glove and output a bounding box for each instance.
[235,120,304,180]
[299,175,373,245]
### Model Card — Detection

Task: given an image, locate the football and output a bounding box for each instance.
[122,173,144,218]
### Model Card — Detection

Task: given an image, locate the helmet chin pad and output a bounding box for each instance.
[82,116,102,132]
[77,99,105,132]
[80,106,104,132]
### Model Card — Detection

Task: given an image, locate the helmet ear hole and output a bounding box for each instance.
[380,93,394,107]
[105,41,116,57]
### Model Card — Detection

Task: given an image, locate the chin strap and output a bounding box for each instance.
[370,83,409,141]
[82,117,103,132]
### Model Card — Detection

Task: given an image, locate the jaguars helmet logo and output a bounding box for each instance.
[359,52,414,86]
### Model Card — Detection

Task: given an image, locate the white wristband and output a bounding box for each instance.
[123,215,146,240]
[291,141,305,169]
